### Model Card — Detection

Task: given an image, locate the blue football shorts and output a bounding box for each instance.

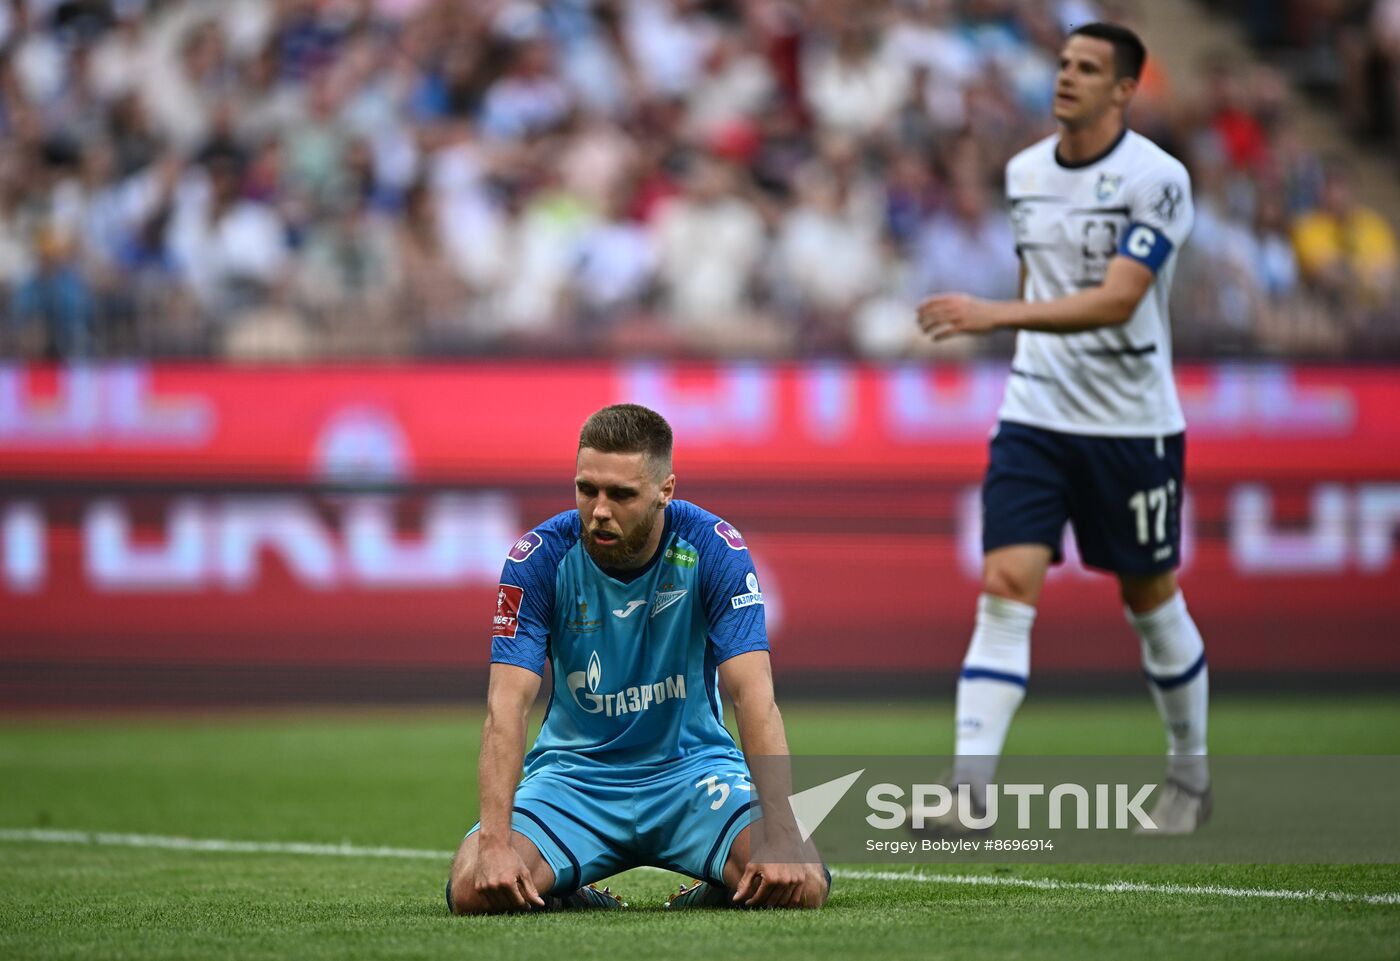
[981,420,1185,576]
[466,754,758,894]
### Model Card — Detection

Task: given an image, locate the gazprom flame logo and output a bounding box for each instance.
[567,650,606,714]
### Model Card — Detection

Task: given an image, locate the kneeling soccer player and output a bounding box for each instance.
[447,404,828,913]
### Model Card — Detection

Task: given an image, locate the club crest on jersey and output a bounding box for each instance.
[1095,172,1123,202]
[651,587,688,618]
[492,584,524,638]
[507,531,542,563]
[714,520,747,551]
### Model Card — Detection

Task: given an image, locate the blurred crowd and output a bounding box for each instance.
[1215,1,1400,157]
[0,0,1396,362]
[1194,0,1400,357]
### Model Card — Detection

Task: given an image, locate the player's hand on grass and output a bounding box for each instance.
[475,842,546,912]
[917,293,1003,340]
[732,860,827,909]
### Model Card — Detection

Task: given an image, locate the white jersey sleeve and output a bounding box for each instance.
[998,130,1194,437]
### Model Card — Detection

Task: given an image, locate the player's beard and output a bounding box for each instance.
[584,501,662,570]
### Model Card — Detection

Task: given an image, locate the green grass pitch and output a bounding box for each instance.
[1,695,1397,960]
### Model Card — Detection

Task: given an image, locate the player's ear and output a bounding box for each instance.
[658,472,676,508]
[1113,75,1138,107]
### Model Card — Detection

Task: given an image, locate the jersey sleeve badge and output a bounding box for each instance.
[714,520,748,551]
[492,584,524,638]
[507,532,543,563]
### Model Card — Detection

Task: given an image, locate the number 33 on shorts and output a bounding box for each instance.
[695,771,753,811]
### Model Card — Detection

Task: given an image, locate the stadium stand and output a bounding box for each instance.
[0,0,1395,361]
[1175,0,1400,355]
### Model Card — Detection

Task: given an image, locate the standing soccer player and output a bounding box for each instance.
[916,23,1209,833]
[447,404,828,912]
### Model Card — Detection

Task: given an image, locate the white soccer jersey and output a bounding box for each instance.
[1000,128,1194,436]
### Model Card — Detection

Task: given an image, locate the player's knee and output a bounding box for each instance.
[801,871,832,909]
[982,565,1038,605]
[446,853,492,916]
[446,876,484,915]
[721,830,750,889]
[449,874,520,916]
[1119,572,1177,614]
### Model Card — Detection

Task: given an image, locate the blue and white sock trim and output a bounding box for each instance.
[960,667,1029,689]
[1144,652,1206,690]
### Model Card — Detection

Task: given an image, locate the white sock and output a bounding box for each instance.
[953,593,1034,797]
[1129,591,1210,793]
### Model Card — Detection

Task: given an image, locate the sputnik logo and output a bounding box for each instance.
[787,769,865,842]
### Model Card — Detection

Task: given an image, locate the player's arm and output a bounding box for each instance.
[475,662,545,910]
[918,255,1153,338]
[720,649,790,764]
[719,651,827,908]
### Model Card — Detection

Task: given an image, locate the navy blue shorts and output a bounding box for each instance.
[981,421,1185,576]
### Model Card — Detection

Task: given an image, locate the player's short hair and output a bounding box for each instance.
[1069,22,1147,82]
[579,404,674,476]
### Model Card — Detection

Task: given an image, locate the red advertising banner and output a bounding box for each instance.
[1,362,1397,483]
[1,362,1397,692]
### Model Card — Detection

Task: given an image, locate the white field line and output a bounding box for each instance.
[0,829,446,862]
[833,868,1400,907]
[2,828,1396,907]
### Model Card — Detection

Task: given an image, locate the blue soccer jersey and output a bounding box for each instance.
[489,499,768,778]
